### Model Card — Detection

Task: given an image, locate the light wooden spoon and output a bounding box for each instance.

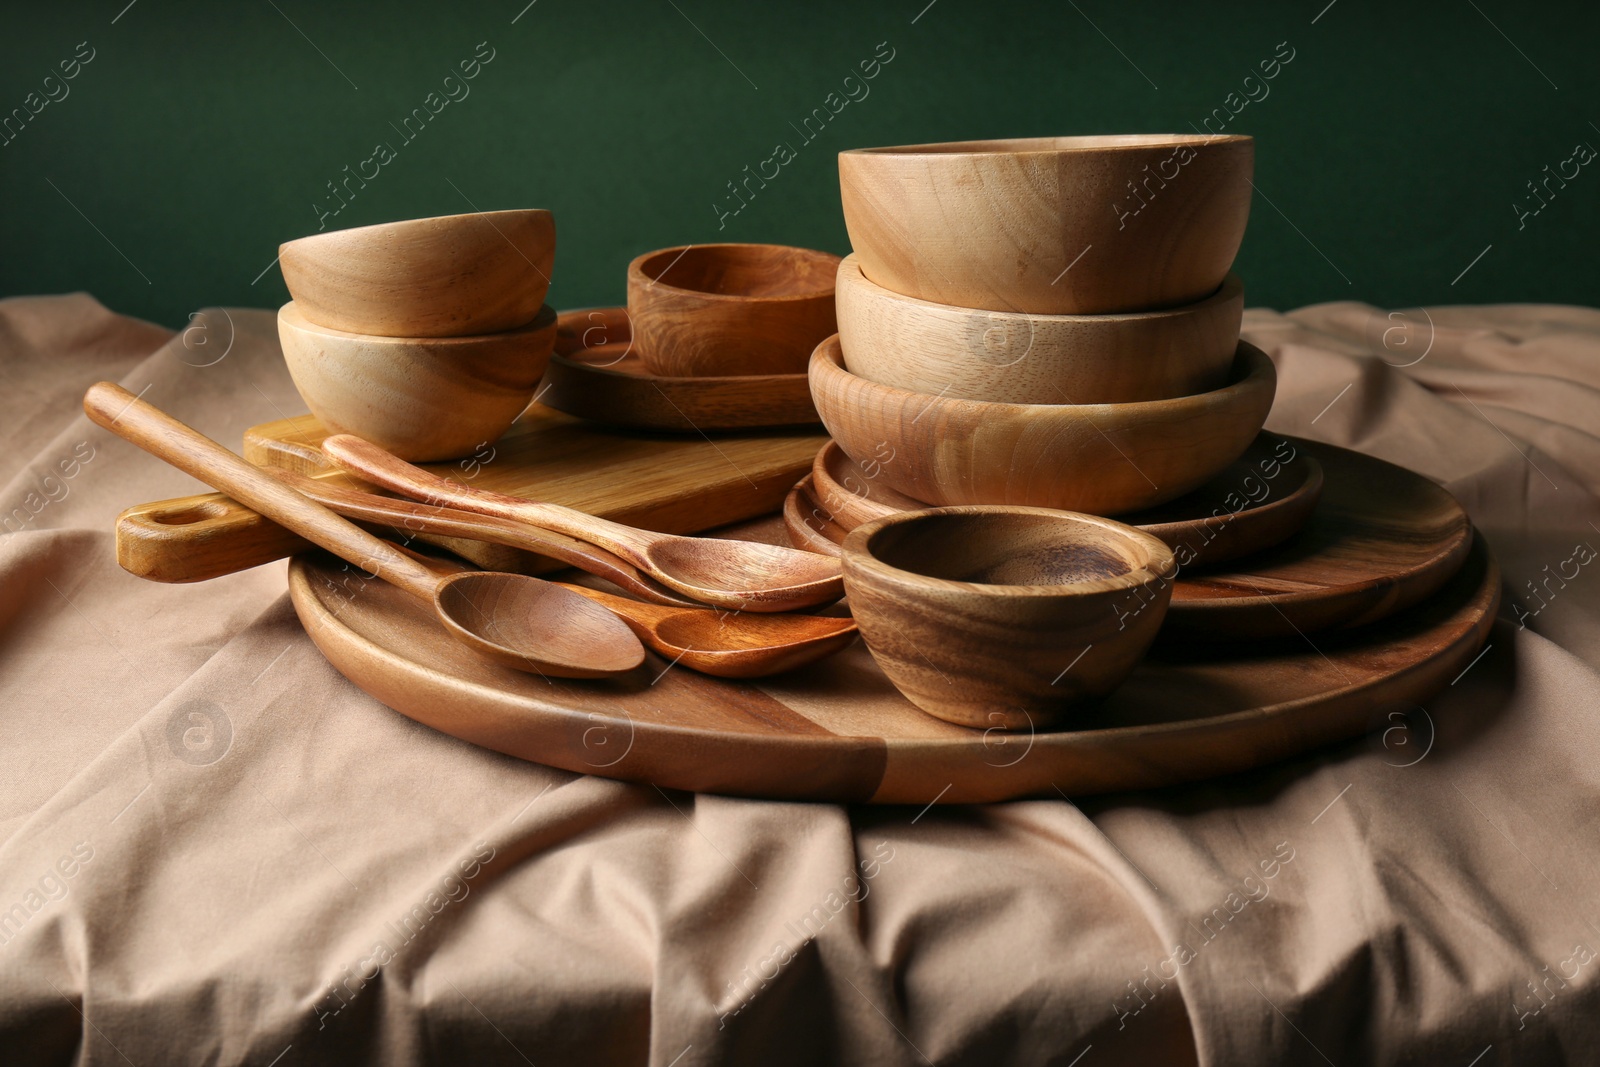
[556,583,858,678]
[83,383,645,679]
[320,434,845,613]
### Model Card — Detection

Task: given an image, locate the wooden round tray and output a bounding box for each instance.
[789,438,1472,641]
[539,307,819,432]
[287,531,1497,804]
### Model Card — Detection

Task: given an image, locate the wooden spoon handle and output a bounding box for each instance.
[83,383,440,601]
[268,469,701,607]
[320,434,662,563]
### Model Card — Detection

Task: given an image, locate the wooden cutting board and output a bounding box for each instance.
[287,531,1499,804]
[117,406,828,582]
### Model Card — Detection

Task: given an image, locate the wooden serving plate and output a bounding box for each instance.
[537,307,820,432]
[812,433,1324,568]
[287,533,1498,803]
[118,405,826,583]
[791,438,1470,641]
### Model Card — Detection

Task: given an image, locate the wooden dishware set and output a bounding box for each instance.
[99,134,1496,804]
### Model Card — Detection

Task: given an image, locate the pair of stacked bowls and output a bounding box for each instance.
[816,133,1272,516]
[277,209,558,461]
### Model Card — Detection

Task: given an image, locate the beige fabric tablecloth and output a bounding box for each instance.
[2,293,1599,1065]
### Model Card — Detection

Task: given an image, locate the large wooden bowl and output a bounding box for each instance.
[843,506,1176,729]
[837,256,1242,404]
[839,135,1253,314]
[627,243,840,377]
[279,209,555,337]
[277,301,556,462]
[809,334,1275,514]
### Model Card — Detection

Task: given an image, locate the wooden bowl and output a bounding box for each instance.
[627,244,841,377]
[836,255,1243,404]
[843,506,1175,729]
[279,209,555,337]
[278,301,556,462]
[839,135,1253,314]
[809,334,1275,514]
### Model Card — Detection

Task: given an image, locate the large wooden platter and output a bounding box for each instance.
[117,406,826,583]
[287,532,1498,803]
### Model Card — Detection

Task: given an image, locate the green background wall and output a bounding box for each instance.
[2,0,1595,329]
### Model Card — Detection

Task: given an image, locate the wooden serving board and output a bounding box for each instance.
[287,532,1499,804]
[117,406,827,583]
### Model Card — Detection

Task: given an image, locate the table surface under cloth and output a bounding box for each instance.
[3,292,1600,1066]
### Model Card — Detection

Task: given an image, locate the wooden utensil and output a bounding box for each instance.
[628,244,840,376]
[842,507,1176,729]
[287,522,1497,802]
[782,475,846,557]
[279,209,556,337]
[810,434,1324,569]
[279,301,556,462]
[115,405,826,584]
[556,583,857,678]
[83,382,644,679]
[539,307,821,431]
[839,135,1253,314]
[810,334,1276,514]
[837,256,1243,404]
[321,434,844,612]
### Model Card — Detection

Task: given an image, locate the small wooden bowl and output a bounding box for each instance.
[839,135,1253,314]
[280,209,555,337]
[843,506,1176,729]
[809,335,1275,514]
[278,301,555,462]
[837,256,1243,404]
[537,307,820,431]
[627,244,841,377]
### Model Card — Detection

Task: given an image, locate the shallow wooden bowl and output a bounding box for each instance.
[839,135,1253,314]
[843,506,1176,729]
[278,301,556,462]
[836,256,1242,404]
[627,243,841,377]
[279,209,555,337]
[809,334,1276,514]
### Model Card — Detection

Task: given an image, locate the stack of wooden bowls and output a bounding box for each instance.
[276,210,559,462]
[813,134,1270,516]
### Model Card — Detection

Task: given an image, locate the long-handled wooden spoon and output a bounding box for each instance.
[263,467,702,608]
[83,383,645,679]
[320,434,845,613]
[555,583,858,678]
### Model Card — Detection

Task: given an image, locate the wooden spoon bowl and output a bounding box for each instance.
[837,255,1243,404]
[809,334,1276,515]
[627,243,841,376]
[279,209,555,337]
[839,134,1252,314]
[278,301,556,462]
[843,506,1176,729]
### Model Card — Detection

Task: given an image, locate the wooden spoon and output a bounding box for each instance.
[556,583,858,678]
[83,383,645,679]
[263,467,702,608]
[320,434,845,613]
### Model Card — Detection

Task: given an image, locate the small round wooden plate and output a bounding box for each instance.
[287,535,1498,803]
[783,475,846,556]
[537,307,820,432]
[811,433,1324,568]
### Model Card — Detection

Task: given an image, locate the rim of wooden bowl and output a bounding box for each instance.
[627,243,841,305]
[278,300,557,344]
[278,208,552,254]
[840,133,1253,157]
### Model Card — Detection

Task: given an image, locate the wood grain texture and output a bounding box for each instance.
[837,256,1242,404]
[842,507,1176,729]
[540,307,820,432]
[117,404,826,582]
[810,334,1275,514]
[286,532,1498,803]
[839,135,1253,315]
[279,209,555,337]
[627,244,840,376]
[279,301,556,462]
[783,475,846,557]
[809,434,1324,569]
